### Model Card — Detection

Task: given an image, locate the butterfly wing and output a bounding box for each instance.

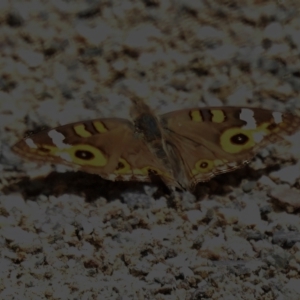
[13,118,176,185]
[161,107,300,188]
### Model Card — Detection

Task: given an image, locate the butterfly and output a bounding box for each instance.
[12,100,300,191]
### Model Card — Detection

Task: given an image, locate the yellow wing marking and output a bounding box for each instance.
[114,158,131,174]
[190,110,203,122]
[211,109,225,123]
[93,121,108,133]
[73,124,92,138]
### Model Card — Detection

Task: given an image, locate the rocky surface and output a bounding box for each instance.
[1,0,300,299]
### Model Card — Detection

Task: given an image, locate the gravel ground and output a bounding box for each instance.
[1,0,300,299]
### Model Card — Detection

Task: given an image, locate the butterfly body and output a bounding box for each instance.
[13,104,300,190]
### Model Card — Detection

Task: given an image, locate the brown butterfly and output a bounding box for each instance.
[12,101,300,190]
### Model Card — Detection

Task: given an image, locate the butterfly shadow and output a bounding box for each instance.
[192,162,283,198]
[1,170,172,203]
[2,162,283,203]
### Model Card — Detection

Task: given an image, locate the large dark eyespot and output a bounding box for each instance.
[230,133,249,145]
[200,161,208,169]
[62,144,107,166]
[75,150,94,160]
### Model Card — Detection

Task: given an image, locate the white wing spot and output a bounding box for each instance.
[25,138,37,149]
[272,112,283,124]
[253,131,265,143]
[48,130,71,149]
[58,152,72,162]
[240,109,257,129]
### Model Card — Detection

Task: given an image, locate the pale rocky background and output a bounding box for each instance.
[1,0,300,299]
